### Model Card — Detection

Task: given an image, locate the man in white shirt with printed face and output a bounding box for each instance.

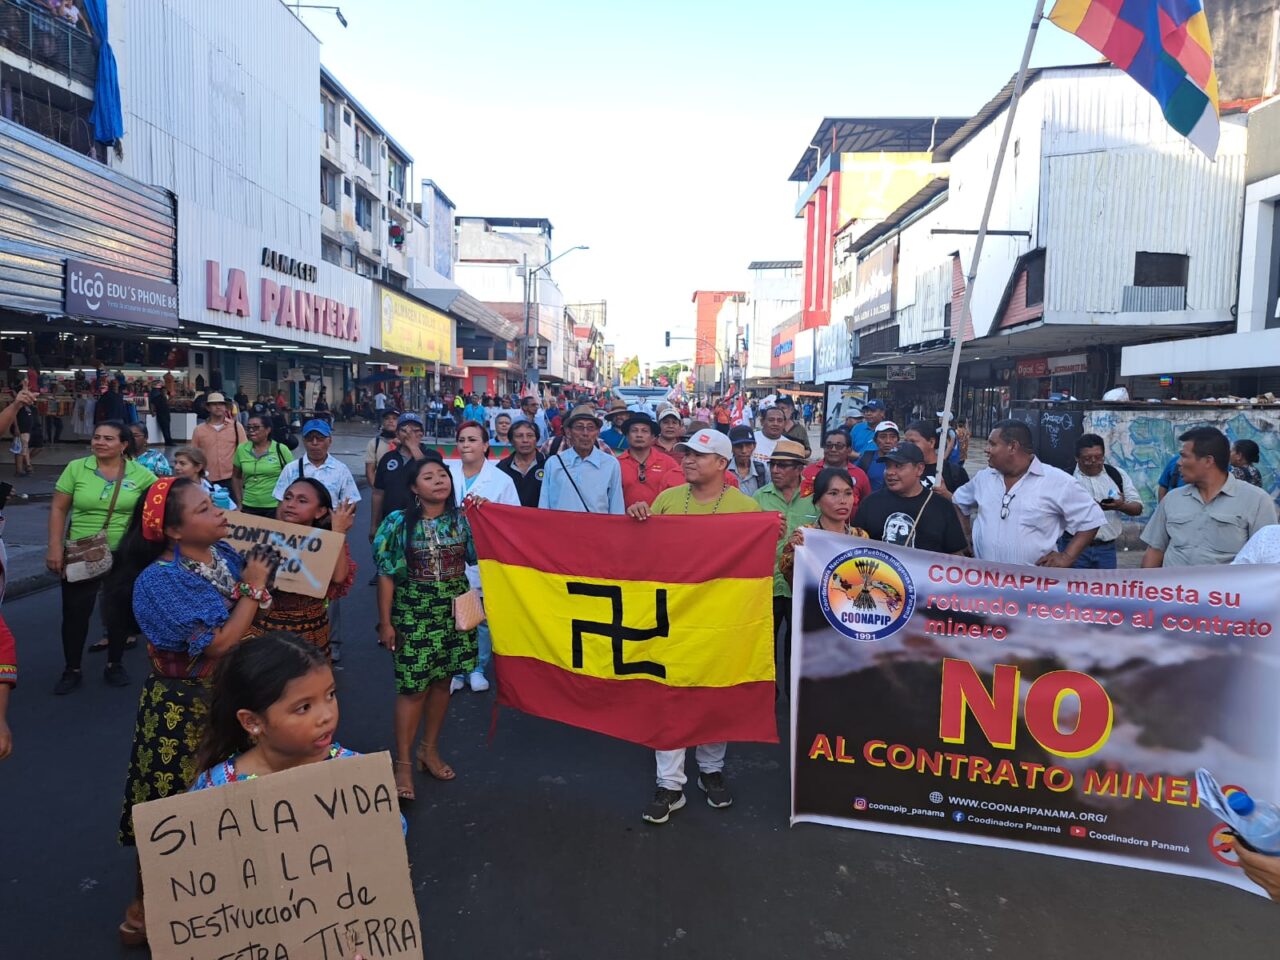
[952,419,1104,567]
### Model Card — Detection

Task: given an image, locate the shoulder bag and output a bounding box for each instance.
[554,452,592,513]
[452,589,486,632]
[64,462,126,582]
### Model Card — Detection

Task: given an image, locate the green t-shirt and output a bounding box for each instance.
[650,484,763,516]
[56,457,157,549]
[754,484,819,599]
[233,441,294,509]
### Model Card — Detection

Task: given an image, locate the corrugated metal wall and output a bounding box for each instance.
[0,117,175,315]
[112,0,373,353]
[1042,148,1246,315]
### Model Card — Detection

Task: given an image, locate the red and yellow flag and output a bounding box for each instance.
[469,504,779,750]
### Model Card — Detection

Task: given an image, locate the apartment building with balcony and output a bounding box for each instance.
[0,0,102,158]
[319,66,420,288]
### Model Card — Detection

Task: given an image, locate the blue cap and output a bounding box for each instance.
[301,419,332,437]
[863,399,886,412]
[397,412,424,429]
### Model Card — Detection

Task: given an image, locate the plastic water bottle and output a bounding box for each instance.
[210,485,234,511]
[1228,791,1280,854]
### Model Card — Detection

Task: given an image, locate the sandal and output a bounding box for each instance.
[416,744,456,781]
[88,638,109,653]
[119,899,147,947]
[392,760,415,802]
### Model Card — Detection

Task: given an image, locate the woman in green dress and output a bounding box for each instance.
[374,457,476,799]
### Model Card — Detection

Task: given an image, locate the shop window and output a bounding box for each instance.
[321,238,341,265]
[1134,252,1188,287]
[1024,250,1045,306]
[355,194,374,231]
[320,166,338,209]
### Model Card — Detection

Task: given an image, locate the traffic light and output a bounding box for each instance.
[664,331,670,348]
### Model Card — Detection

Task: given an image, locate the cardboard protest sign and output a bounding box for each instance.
[224,513,345,599]
[133,752,422,960]
[791,531,1280,896]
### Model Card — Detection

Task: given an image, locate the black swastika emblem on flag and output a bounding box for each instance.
[566,582,669,679]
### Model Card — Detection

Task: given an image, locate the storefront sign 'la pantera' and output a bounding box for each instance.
[205,260,362,343]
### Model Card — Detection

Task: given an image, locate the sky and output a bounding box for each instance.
[298,0,1099,368]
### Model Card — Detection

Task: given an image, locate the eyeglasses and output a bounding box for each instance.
[246,423,262,431]
[824,442,847,450]
[1000,493,1016,520]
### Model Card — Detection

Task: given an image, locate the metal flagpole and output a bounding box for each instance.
[937,0,1047,462]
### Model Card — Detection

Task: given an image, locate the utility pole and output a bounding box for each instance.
[522,253,536,397]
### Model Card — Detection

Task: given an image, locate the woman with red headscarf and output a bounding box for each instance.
[103,477,276,947]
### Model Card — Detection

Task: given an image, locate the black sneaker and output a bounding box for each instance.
[104,663,131,687]
[641,788,686,824]
[52,669,82,695]
[697,772,734,809]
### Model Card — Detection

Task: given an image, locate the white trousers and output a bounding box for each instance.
[655,742,727,791]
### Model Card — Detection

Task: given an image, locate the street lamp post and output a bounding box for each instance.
[523,245,588,397]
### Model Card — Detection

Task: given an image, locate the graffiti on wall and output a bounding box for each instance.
[1086,408,1280,520]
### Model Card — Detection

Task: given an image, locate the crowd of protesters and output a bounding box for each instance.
[0,376,1278,940]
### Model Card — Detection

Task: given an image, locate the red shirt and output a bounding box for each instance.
[0,611,15,686]
[618,448,684,506]
[800,461,871,506]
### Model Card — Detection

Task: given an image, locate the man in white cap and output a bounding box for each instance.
[627,427,765,824]
[537,404,624,514]
[654,403,683,456]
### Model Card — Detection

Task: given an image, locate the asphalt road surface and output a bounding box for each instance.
[0,497,1276,958]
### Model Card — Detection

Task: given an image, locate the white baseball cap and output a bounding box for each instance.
[675,428,732,460]
[875,420,901,434]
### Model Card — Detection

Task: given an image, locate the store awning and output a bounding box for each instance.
[862,314,1234,369]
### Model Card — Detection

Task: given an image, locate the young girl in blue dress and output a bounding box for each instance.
[191,631,352,789]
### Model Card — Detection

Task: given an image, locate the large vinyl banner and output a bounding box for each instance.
[791,529,1280,894]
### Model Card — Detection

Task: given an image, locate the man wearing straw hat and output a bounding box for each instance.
[537,404,625,514]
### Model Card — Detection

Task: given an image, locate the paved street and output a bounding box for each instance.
[0,493,1275,959]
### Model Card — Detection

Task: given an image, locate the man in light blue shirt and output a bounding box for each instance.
[271,419,361,506]
[512,394,549,441]
[538,405,625,514]
[851,399,886,453]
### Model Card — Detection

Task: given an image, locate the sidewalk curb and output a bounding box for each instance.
[3,475,372,603]
[6,570,58,600]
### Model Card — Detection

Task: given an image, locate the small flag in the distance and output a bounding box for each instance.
[1047,0,1219,158]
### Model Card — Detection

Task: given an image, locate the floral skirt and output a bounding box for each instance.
[118,674,211,846]
[390,576,476,694]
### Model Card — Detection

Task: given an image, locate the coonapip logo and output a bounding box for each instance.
[819,546,915,642]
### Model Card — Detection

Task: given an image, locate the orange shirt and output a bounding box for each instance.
[799,461,871,507]
[617,448,684,507]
